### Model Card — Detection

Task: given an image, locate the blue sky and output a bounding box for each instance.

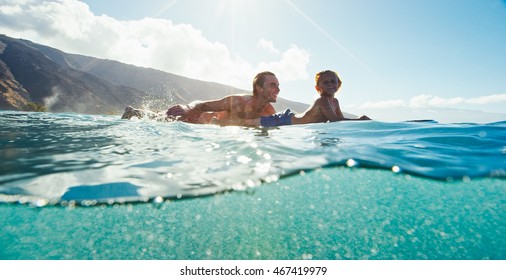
[1,0,505,122]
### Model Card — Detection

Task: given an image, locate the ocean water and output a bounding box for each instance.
[0,111,505,259]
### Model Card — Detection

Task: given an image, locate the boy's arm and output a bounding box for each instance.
[321,98,371,121]
[320,98,345,122]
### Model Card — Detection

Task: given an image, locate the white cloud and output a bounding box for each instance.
[357,94,506,109]
[257,38,279,54]
[0,0,310,90]
[357,99,406,109]
[466,94,506,105]
[410,94,465,108]
[257,45,310,81]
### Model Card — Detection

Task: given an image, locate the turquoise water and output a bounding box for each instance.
[0,111,505,259]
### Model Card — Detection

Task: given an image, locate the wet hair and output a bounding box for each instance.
[253,71,276,95]
[315,70,342,90]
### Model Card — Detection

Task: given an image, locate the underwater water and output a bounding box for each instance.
[0,111,505,259]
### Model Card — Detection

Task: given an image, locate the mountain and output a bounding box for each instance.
[0,35,142,114]
[0,34,309,115]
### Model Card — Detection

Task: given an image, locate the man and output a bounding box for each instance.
[166,71,279,124]
[121,71,280,124]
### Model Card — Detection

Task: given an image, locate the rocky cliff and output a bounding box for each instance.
[0,34,308,115]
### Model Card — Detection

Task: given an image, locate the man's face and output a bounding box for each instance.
[260,75,280,102]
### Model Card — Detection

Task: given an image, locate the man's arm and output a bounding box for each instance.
[166,97,233,122]
[215,118,261,127]
[217,109,293,127]
[188,97,232,112]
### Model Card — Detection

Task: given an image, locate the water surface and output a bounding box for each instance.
[1,111,504,204]
[0,111,504,259]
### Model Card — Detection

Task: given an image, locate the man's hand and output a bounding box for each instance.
[166,104,201,123]
[166,104,188,119]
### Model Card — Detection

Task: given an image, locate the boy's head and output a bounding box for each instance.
[315,70,342,95]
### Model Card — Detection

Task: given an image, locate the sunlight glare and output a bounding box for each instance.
[153,0,179,18]
[284,0,390,89]
[216,0,255,17]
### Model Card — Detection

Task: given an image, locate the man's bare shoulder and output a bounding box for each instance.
[229,93,252,98]
[228,94,253,102]
[264,103,276,115]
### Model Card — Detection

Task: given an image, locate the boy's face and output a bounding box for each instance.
[316,72,340,96]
